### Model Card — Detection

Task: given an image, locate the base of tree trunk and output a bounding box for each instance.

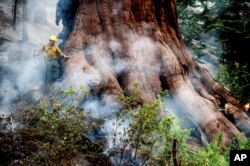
[63,0,250,147]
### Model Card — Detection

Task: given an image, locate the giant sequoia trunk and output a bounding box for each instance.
[63,0,250,146]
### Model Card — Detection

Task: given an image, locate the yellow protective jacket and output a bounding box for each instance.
[42,44,64,60]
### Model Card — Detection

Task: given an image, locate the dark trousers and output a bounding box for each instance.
[45,60,60,91]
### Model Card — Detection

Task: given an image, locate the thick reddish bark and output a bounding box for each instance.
[63,0,250,146]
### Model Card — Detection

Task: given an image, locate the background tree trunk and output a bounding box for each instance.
[22,0,28,41]
[12,0,18,30]
[63,0,250,146]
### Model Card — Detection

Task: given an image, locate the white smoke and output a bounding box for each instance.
[0,41,46,115]
[83,95,122,118]
[127,34,160,74]
[102,118,130,150]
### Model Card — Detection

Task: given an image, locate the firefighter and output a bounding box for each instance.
[36,35,69,90]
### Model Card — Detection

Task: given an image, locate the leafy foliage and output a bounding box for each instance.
[0,87,107,166]
[216,64,250,102]
[184,142,228,166]
[177,0,250,102]
[1,86,249,165]
[107,87,190,165]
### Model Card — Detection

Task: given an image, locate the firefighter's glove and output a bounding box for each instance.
[64,55,70,60]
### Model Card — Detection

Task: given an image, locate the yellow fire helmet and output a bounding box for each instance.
[49,35,57,42]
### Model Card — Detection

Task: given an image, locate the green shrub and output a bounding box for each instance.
[1,86,248,166]
[109,87,191,165]
[216,64,250,103]
[0,87,103,165]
